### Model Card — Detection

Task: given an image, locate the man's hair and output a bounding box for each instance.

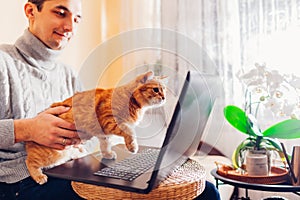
[28,0,47,11]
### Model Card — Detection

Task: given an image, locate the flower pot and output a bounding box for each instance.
[246,149,270,176]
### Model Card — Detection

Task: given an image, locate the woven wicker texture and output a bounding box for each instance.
[72,159,206,200]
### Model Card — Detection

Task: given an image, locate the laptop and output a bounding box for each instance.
[45,70,216,194]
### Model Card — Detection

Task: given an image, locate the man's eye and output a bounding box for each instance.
[55,10,66,17]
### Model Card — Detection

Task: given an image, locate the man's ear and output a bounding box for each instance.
[24,2,36,20]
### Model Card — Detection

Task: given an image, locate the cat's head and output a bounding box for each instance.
[132,71,167,108]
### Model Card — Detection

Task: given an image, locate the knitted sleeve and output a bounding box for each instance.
[0,52,16,148]
[0,119,15,148]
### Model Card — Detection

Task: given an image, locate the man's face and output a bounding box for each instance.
[27,0,82,50]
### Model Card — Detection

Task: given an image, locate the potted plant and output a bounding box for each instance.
[225,63,300,170]
[224,105,300,169]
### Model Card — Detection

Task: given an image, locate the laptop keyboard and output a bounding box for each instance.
[94,148,160,181]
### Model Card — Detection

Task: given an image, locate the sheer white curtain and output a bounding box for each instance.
[118,0,241,103]
[117,0,300,101]
[160,0,241,104]
[118,0,162,74]
[239,0,300,73]
[116,0,300,152]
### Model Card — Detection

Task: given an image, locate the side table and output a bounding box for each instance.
[72,159,206,200]
[211,169,300,200]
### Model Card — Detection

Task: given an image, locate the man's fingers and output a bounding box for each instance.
[45,106,71,115]
[51,138,79,150]
[57,119,77,131]
[58,137,81,146]
[57,128,80,140]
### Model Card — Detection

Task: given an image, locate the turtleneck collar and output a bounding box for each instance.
[14,29,63,70]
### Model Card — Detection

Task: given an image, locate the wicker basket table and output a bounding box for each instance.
[72,159,206,200]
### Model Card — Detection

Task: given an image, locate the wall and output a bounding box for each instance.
[60,0,102,72]
[1,0,27,44]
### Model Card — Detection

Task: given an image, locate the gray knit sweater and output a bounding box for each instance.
[0,29,82,183]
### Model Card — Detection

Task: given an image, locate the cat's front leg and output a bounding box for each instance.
[98,136,117,159]
[118,123,138,154]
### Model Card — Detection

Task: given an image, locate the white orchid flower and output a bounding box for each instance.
[263,97,281,115]
[281,101,296,117]
[237,63,300,121]
[289,74,300,89]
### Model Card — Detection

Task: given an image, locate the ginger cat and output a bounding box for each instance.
[25,71,167,184]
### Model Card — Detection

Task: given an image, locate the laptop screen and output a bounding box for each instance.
[150,70,217,186]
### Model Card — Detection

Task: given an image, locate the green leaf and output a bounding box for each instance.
[260,138,286,161]
[262,119,300,139]
[263,137,282,152]
[247,114,263,136]
[232,138,255,168]
[224,105,256,136]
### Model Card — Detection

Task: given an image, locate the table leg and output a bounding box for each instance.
[243,188,250,200]
[245,188,249,198]
[230,186,239,200]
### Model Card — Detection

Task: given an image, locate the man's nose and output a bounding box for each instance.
[63,16,76,32]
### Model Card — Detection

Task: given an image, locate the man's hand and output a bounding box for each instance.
[14,106,81,150]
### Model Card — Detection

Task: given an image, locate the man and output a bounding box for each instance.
[0,0,85,199]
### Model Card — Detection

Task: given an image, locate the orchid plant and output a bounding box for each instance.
[224,63,300,168]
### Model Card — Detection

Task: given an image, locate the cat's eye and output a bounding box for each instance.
[153,88,160,93]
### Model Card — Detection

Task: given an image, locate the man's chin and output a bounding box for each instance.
[50,41,68,50]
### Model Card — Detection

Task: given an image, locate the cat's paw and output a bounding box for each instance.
[102,151,117,159]
[126,140,138,154]
[34,174,48,185]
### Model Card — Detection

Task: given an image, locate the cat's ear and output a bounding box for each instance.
[154,75,169,85]
[136,71,154,83]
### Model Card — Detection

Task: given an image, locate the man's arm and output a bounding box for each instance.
[14,106,81,150]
